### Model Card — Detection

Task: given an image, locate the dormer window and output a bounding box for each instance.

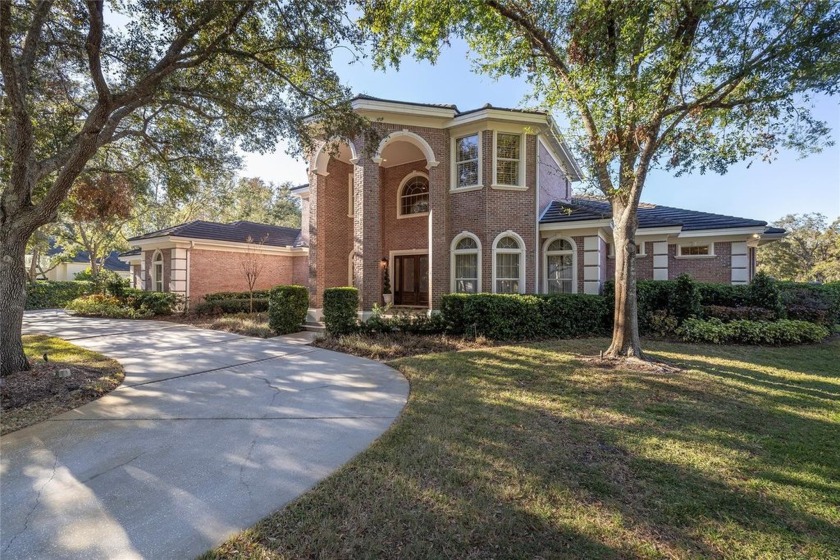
[455,134,480,188]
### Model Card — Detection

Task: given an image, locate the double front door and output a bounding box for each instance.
[394,254,429,306]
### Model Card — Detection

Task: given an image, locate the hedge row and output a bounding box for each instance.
[203,289,271,302]
[441,293,608,341]
[679,318,829,345]
[193,298,270,315]
[324,287,359,336]
[66,290,180,318]
[268,285,309,335]
[25,281,93,309]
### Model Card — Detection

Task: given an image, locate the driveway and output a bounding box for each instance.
[1,310,408,559]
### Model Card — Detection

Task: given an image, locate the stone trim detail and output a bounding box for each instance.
[653,241,668,281]
[582,236,602,295]
[730,241,749,285]
[170,247,188,296]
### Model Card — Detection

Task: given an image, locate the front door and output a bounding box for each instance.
[394,254,429,306]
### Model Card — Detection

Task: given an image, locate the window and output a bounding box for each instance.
[152,251,164,292]
[398,174,429,217]
[495,133,522,186]
[544,237,576,293]
[493,233,525,293]
[677,243,714,257]
[451,233,481,293]
[609,242,646,257]
[455,134,480,188]
[347,173,354,217]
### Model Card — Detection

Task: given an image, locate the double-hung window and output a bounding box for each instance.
[495,133,522,186]
[452,236,480,293]
[494,235,523,293]
[455,134,480,188]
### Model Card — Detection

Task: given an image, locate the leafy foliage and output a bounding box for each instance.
[25,281,93,310]
[702,305,776,323]
[747,271,782,316]
[668,274,701,323]
[323,287,359,336]
[268,285,309,335]
[758,213,840,282]
[193,299,269,316]
[678,318,829,345]
[65,294,153,319]
[203,290,271,302]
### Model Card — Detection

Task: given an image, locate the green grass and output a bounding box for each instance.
[205,338,840,560]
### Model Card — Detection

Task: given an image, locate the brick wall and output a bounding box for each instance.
[143,249,171,291]
[538,140,570,213]
[380,160,430,257]
[669,242,732,283]
[188,248,306,303]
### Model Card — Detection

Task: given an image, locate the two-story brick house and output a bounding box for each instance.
[298,95,785,318]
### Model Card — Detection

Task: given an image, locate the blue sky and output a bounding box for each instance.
[243,40,840,225]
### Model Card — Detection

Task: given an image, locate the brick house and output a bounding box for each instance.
[119,221,308,305]
[298,95,785,318]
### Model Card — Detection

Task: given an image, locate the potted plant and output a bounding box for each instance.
[382,262,392,304]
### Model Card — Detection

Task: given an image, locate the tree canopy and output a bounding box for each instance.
[759,213,840,282]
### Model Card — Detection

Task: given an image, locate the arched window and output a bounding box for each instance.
[493,232,525,294]
[398,174,430,217]
[152,250,164,292]
[544,237,576,294]
[450,233,481,293]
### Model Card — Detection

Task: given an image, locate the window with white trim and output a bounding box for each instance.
[494,235,523,293]
[544,238,576,293]
[452,234,480,293]
[677,243,714,257]
[347,173,354,217]
[455,134,480,188]
[609,241,646,257]
[152,251,164,292]
[399,175,429,216]
[495,133,521,186]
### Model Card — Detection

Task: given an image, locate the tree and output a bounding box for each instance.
[1,0,366,375]
[759,213,840,282]
[363,0,840,358]
[239,235,268,313]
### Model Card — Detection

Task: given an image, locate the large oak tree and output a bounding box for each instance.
[363,0,840,358]
[1,0,366,375]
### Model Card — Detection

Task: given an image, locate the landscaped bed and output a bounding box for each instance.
[1,335,124,435]
[161,312,276,338]
[205,337,840,559]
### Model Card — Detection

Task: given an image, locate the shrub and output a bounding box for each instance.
[748,271,782,315]
[647,310,680,338]
[268,285,309,335]
[698,283,751,307]
[460,293,547,340]
[440,294,470,334]
[537,293,608,338]
[388,312,447,335]
[25,281,93,309]
[678,318,829,345]
[778,282,840,325]
[65,294,152,319]
[669,274,701,323]
[192,298,269,315]
[204,289,271,302]
[124,290,181,315]
[324,287,359,336]
[702,305,776,322]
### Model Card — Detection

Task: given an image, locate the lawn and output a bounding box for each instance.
[205,337,840,560]
[1,335,124,435]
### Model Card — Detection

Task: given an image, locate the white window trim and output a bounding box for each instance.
[151,249,164,292]
[491,230,526,294]
[450,132,482,191]
[450,231,482,293]
[492,131,527,190]
[396,171,430,220]
[347,173,354,217]
[542,236,577,294]
[608,241,647,258]
[676,242,716,258]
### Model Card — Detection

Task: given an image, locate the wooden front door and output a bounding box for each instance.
[394,254,429,306]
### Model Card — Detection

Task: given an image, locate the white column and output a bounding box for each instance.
[139,254,146,290]
[583,236,602,294]
[731,241,749,284]
[653,241,668,281]
[170,247,188,296]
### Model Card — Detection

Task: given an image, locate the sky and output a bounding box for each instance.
[242,40,840,225]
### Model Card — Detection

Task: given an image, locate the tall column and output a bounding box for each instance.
[731,241,749,284]
[170,246,187,297]
[583,236,603,294]
[653,241,668,280]
[308,171,328,308]
[354,157,382,314]
[428,160,446,311]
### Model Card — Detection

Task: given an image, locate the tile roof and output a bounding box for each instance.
[127,220,304,248]
[352,94,548,117]
[541,197,780,233]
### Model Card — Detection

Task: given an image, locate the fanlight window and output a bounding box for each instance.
[400,176,429,216]
[494,235,522,293]
[453,236,480,293]
[545,238,575,294]
[152,251,164,292]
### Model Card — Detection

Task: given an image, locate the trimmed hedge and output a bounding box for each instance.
[440,292,607,341]
[702,305,775,322]
[65,294,153,318]
[203,289,271,302]
[779,282,840,325]
[124,290,180,315]
[678,318,829,345]
[268,285,309,335]
[193,298,269,315]
[324,287,359,336]
[25,281,93,310]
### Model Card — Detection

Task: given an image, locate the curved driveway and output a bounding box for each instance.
[1,310,408,559]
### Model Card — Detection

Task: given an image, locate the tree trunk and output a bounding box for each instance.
[1,233,31,375]
[605,207,643,359]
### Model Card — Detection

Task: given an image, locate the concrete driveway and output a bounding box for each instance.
[1,310,408,559]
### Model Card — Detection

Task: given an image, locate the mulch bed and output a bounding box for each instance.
[1,361,123,436]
